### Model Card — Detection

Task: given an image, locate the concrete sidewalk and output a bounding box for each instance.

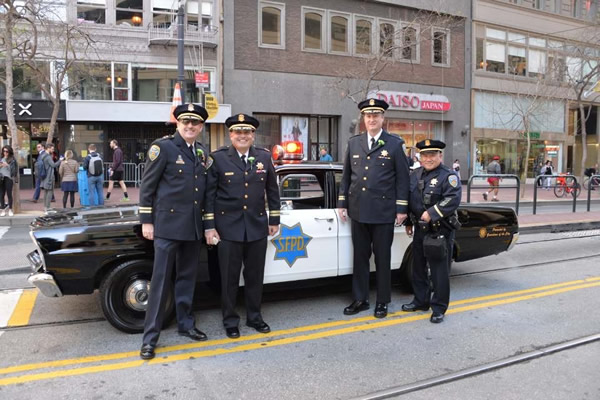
[1,184,600,232]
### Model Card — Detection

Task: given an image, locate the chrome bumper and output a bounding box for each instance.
[28,272,63,297]
[508,232,519,251]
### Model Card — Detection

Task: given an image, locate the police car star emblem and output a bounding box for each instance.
[270,223,313,267]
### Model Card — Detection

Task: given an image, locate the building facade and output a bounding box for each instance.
[472,0,600,179]
[223,0,471,166]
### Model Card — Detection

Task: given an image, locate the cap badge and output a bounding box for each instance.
[188,104,194,111]
[369,99,375,106]
[238,114,245,122]
[425,139,430,146]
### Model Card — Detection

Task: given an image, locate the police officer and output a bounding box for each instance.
[337,98,410,318]
[139,104,210,360]
[204,114,280,339]
[401,139,461,323]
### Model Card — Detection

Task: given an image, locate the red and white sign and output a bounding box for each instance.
[369,91,451,113]
[195,72,210,89]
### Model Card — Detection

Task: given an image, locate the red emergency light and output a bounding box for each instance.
[272,141,304,163]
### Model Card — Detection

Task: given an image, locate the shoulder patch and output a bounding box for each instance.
[448,175,458,188]
[206,156,214,169]
[148,144,161,161]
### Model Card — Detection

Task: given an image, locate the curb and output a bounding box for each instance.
[519,220,600,234]
[0,215,37,227]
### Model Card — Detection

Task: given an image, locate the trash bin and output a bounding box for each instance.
[78,168,98,206]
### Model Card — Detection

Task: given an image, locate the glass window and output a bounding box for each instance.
[486,42,506,73]
[260,2,285,48]
[254,114,281,149]
[303,9,324,51]
[432,29,449,66]
[529,37,546,47]
[572,0,581,17]
[508,46,527,76]
[401,25,418,62]
[116,0,143,27]
[355,18,372,55]
[532,0,543,9]
[508,32,526,45]
[186,0,200,27]
[528,49,546,78]
[131,66,215,103]
[77,0,106,24]
[379,22,394,57]
[152,0,176,26]
[113,63,129,101]
[68,62,112,100]
[486,28,506,40]
[566,57,582,81]
[0,64,48,100]
[330,14,349,53]
[476,38,484,70]
[548,40,564,49]
[548,54,566,82]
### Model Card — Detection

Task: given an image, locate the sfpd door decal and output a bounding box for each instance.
[270,223,313,268]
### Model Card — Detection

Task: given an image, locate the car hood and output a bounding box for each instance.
[31,205,141,229]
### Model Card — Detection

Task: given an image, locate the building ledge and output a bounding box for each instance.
[148,23,218,48]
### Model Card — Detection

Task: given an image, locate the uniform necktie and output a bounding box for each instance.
[241,154,246,166]
[370,137,376,150]
[189,145,195,158]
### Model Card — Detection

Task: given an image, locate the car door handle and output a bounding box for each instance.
[314,217,334,222]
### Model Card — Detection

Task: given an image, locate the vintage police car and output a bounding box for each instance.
[26,162,519,333]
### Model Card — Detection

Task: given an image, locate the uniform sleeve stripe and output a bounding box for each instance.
[138,207,152,210]
[396,200,408,205]
[434,204,444,217]
[270,211,281,216]
[139,210,152,214]
[203,216,214,220]
[338,196,346,200]
[203,213,214,217]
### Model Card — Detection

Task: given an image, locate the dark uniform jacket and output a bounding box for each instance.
[139,132,208,241]
[204,146,280,242]
[407,164,461,226]
[337,130,410,224]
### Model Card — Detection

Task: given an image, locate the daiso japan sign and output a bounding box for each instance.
[369,90,451,113]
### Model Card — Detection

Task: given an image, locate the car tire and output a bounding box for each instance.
[398,245,414,293]
[99,259,175,334]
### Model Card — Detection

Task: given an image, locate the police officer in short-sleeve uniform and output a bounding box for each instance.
[337,98,410,319]
[138,104,210,360]
[401,139,461,323]
[204,114,280,339]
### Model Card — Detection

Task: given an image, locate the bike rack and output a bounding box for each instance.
[533,174,578,214]
[466,174,520,215]
[586,174,600,212]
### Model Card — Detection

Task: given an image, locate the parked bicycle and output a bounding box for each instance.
[582,176,600,190]
[554,174,581,198]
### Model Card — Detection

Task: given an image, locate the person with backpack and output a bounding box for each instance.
[40,142,62,211]
[83,143,104,206]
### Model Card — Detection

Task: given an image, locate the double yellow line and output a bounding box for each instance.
[1,277,599,386]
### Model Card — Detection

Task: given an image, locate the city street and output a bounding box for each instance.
[0,225,598,399]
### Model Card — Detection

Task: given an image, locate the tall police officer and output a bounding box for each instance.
[337,98,410,318]
[139,104,210,360]
[402,139,462,323]
[204,114,280,339]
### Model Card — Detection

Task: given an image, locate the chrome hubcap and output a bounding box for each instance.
[125,279,150,312]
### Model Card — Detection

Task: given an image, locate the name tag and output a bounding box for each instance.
[353,155,360,158]
[225,172,235,176]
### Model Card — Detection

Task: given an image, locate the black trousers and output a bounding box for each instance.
[218,238,267,328]
[143,237,200,346]
[350,220,394,304]
[411,227,455,314]
[0,177,13,209]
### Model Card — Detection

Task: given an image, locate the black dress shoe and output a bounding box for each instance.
[430,312,444,323]
[343,300,370,315]
[374,303,388,319]
[178,327,208,341]
[246,320,271,333]
[401,302,430,312]
[225,327,240,339]
[140,344,155,360]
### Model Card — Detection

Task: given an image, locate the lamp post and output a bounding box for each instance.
[177,0,186,103]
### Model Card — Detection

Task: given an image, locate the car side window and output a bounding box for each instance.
[279,174,325,209]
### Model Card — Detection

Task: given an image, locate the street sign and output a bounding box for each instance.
[195,72,209,89]
[204,93,219,120]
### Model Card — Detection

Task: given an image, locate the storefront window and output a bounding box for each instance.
[362,119,435,156]
[0,64,49,100]
[131,66,214,103]
[68,63,112,100]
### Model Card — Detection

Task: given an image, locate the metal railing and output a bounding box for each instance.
[467,174,521,215]
[533,174,579,214]
[587,174,600,212]
[103,162,144,187]
[147,22,218,47]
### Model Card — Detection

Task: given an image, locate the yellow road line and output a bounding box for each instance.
[7,289,38,327]
[0,276,598,376]
[2,279,599,386]
[0,278,599,386]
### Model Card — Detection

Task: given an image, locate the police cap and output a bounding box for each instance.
[358,98,389,114]
[416,139,446,153]
[173,103,209,122]
[226,113,259,131]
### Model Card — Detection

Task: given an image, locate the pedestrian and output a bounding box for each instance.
[411,153,421,170]
[83,144,104,206]
[542,160,554,190]
[402,139,462,323]
[483,155,501,201]
[337,98,410,319]
[106,139,130,202]
[204,113,281,339]
[39,142,62,211]
[32,143,44,203]
[534,162,544,187]
[453,159,461,180]
[319,147,333,161]
[58,150,79,208]
[139,104,210,360]
[0,145,18,217]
